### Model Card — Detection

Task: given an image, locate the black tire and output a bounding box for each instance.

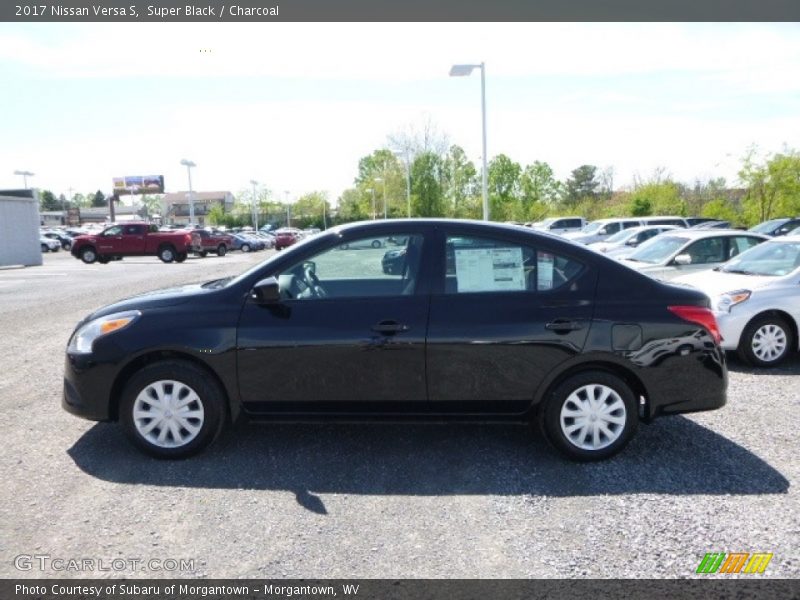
[80,247,97,264]
[158,245,176,263]
[241,244,250,253]
[175,252,188,263]
[41,244,48,252]
[63,242,72,251]
[737,314,795,367]
[371,239,382,248]
[119,360,227,459]
[217,245,227,257]
[540,370,638,462]
[198,250,208,258]
[98,256,110,264]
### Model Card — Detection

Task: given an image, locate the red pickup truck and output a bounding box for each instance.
[191,229,233,257]
[70,222,193,264]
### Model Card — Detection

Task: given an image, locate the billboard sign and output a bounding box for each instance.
[113,175,165,194]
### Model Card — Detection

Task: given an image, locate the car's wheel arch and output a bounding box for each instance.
[528,356,649,421]
[742,309,799,352]
[109,350,239,423]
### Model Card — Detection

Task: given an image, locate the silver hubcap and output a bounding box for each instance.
[560,384,627,451]
[162,249,174,261]
[752,324,787,362]
[132,380,204,448]
[84,250,95,261]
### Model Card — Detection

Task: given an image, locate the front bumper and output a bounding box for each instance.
[713,309,750,351]
[62,353,115,421]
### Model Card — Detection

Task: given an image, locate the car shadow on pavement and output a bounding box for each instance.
[68,415,789,513]
[726,352,800,375]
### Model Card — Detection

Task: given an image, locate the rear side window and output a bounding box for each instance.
[729,236,762,258]
[621,221,641,230]
[444,235,584,294]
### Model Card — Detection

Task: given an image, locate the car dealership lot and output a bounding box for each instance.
[1,250,798,578]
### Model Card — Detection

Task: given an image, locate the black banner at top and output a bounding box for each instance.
[2,0,800,22]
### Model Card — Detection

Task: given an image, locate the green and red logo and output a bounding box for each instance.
[696,552,773,574]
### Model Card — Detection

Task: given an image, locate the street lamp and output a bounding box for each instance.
[375,177,386,219]
[13,170,34,189]
[180,159,196,227]
[394,150,411,218]
[250,179,259,231]
[366,187,376,220]
[449,62,489,221]
[284,190,291,227]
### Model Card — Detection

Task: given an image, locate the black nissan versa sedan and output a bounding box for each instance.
[63,219,727,461]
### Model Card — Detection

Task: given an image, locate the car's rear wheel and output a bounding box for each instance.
[738,315,794,367]
[241,244,250,253]
[541,370,638,461]
[197,250,208,258]
[175,252,188,263]
[217,245,227,257]
[158,245,176,263]
[119,360,226,459]
[371,239,382,248]
[41,243,48,252]
[80,247,97,264]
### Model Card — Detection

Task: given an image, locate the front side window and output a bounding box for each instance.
[103,226,123,236]
[444,235,583,294]
[684,237,726,264]
[280,233,423,300]
[628,235,689,264]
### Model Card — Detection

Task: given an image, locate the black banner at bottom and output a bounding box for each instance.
[3,579,800,600]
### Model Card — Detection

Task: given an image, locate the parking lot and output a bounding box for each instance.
[1,249,798,578]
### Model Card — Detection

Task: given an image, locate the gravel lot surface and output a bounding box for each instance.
[1,250,798,579]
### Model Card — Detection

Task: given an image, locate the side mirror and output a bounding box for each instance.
[674,253,692,266]
[251,276,281,304]
[625,238,638,246]
[598,228,608,235]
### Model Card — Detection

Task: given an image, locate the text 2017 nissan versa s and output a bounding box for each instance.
[63,220,727,461]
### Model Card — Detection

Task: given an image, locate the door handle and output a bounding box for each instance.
[545,319,584,332]
[371,320,410,334]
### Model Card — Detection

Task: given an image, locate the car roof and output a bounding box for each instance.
[652,229,768,240]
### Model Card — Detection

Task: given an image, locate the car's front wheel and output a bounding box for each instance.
[119,360,226,459]
[541,370,638,461]
[217,245,227,257]
[738,315,794,367]
[80,247,97,264]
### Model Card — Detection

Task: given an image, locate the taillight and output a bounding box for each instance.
[185,234,192,243]
[667,305,722,344]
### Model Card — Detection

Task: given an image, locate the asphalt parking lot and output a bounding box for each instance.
[1,249,798,578]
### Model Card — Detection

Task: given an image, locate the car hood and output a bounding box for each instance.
[674,269,777,296]
[88,281,212,319]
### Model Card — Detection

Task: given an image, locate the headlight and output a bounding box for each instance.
[716,290,751,312]
[67,310,141,354]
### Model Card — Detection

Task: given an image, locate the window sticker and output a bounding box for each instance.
[455,247,526,292]
[537,252,555,290]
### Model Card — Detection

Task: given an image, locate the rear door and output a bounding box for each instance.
[426,228,597,414]
[122,224,147,253]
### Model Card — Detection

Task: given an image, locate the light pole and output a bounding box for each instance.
[449,62,489,221]
[366,188,376,220]
[375,176,386,219]
[284,190,290,227]
[394,150,412,218]
[13,170,34,189]
[180,159,196,227]
[250,179,259,230]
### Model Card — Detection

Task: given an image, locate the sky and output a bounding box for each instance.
[0,22,798,206]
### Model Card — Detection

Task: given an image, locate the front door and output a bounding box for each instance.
[237,230,431,414]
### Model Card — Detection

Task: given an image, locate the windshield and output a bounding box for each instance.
[749,219,787,234]
[581,221,604,234]
[605,228,638,244]
[721,240,800,276]
[627,236,689,264]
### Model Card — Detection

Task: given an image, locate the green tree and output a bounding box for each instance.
[700,198,743,225]
[292,192,330,229]
[443,145,478,218]
[565,165,599,203]
[337,188,371,223]
[40,190,60,211]
[628,181,686,216]
[488,154,521,221]
[411,152,445,217]
[740,148,800,225]
[91,190,107,208]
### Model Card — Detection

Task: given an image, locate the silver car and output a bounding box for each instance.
[675,235,800,366]
[589,225,678,259]
[619,230,769,281]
